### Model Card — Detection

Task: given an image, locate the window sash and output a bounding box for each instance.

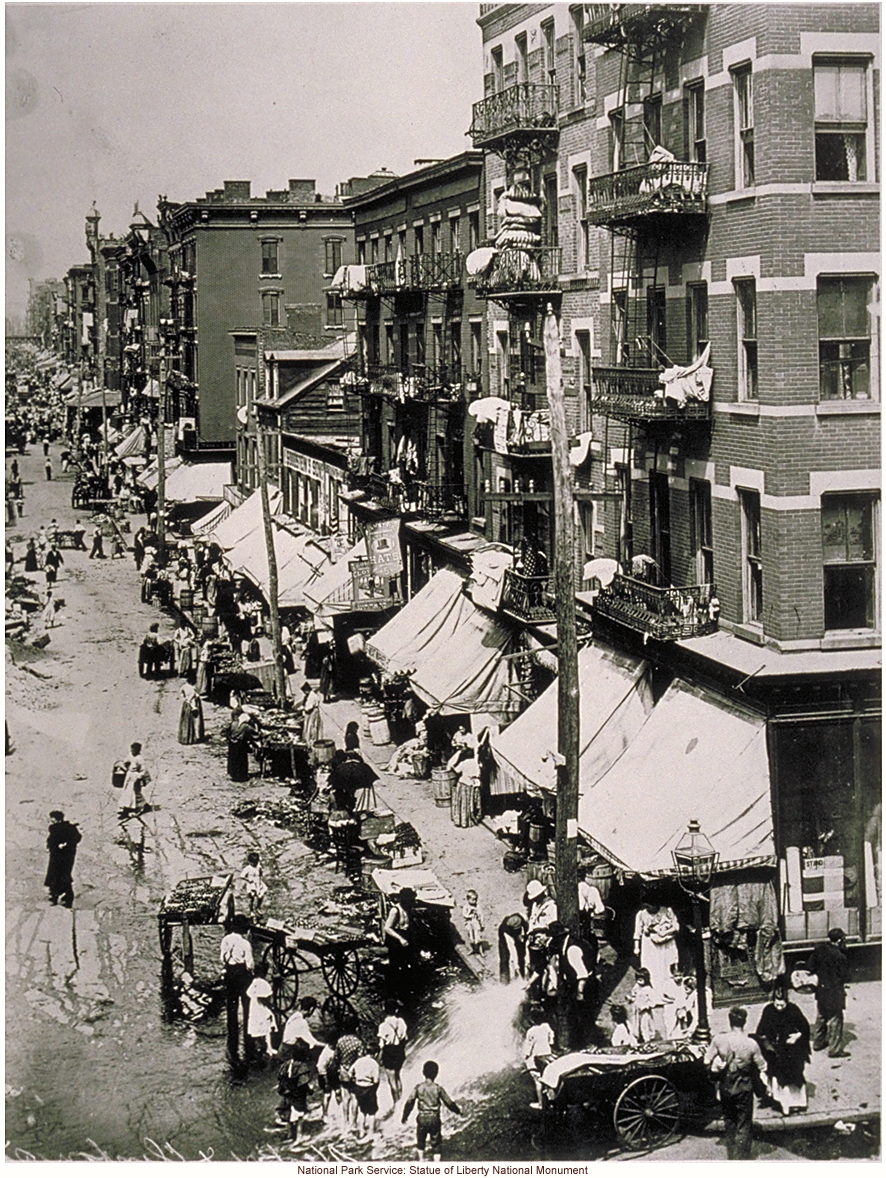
[815,61,867,122]
[261,241,278,274]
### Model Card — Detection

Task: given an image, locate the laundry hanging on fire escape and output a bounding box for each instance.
[657,342,713,406]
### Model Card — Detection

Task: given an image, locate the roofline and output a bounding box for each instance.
[342,150,485,212]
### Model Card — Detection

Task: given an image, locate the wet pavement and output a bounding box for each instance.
[5,441,880,1163]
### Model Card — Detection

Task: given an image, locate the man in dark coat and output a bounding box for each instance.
[807,928,850,1057]
[44,810,82,907]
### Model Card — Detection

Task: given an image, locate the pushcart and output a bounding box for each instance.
[251,918,377,1013]
[157,874,235,970]
[539,1041,718,1152]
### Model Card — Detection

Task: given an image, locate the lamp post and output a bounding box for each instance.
[672,818,719,1044]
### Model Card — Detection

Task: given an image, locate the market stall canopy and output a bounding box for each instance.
[138,454,184,491]
[114,425,146,459]
[578,679,775,878]
[490,643,653,797]
[209,486,282,549]
[190,497,233,537]
[63,386,123,409]
[53,371,73,391]
[163,461,232,503]
[303,539,368,619]
[99,421,123,443]
[225,517,330,609]
[366,568,519,720]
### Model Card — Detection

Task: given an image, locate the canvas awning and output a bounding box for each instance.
[208,486,282,549]
[163,461,231,503]
[53,371,73,390]
[366,568,519,720]
[225,517,330,609]
[138,454,184,490]
[578,679,776,878]
[114,425,146,459]
[303,539,378,619]
[64,386,123,408]
[190,498,233,537]
[490,642,653,797]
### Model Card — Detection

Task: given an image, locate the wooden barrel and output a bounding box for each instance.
[431,767,456,808]
[201,616,218,639]
[192,604,205,626]
[411,751,430,780]
[366,705,391,746]
[179,588,194,611]
[313,738,336,766]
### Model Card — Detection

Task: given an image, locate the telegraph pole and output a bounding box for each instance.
[254,409,288,703]
[544,305,581,1046]
[86,204,109,482]
[157,344,167,565]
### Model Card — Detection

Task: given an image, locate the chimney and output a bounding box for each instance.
[288,179,316,201]
[223,180,252,201]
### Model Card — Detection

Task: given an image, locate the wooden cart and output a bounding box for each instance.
[157,874,235,971]
[539,1041,718,1152]
[251,918,376,1014]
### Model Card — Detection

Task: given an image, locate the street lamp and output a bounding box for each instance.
[672,818,719,1044]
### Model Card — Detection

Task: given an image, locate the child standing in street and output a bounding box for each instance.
[462,889,485,956]
[401,1060,461,1162]
[241,851,268,916]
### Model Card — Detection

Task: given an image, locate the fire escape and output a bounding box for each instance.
[342,248,469,523]
[469,76,561,625]
[583,4,718,642]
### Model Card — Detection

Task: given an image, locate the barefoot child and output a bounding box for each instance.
[462,889,485,956]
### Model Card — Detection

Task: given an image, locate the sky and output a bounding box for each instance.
[5,1,484,320]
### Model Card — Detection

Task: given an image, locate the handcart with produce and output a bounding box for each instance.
[538,1041,718,1152]
[250,913,379,1014]
[157,874,235,970]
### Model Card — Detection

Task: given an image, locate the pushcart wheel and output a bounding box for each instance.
[320,993,359,1038]
[272,947,300,1013]
[612,1074,680,1151]
[321,946,361,997]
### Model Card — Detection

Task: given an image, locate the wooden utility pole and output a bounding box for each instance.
[254,414,288,703]
[544,304,581,1050]
[544,305,580,930]
[156,346,167,565]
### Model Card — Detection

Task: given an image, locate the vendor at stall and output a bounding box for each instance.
[384,886,416,993]
[328,749,379,816]
[225,709,260,782]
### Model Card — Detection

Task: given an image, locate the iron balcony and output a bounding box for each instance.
[587,161,709,227]
[589,365,711,425]
[592,573,719,641]
[470,246,561,300]
[583,5,706,48]
[500,568,557,625]
[470,83,559,152]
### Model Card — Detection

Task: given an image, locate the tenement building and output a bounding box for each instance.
[475,2,880,978]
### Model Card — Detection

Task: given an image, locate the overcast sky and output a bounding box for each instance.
[6,1,484,320]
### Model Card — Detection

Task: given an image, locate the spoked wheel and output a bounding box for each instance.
[271,947,300,1013]
[321,947,361,997]
[321,993,359,1038]
[612,1074,681,1151]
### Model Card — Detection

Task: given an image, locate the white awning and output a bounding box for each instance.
[578,679,775,877]
[209,486,282,549]
[303,539,368,618]
[163,461,232,503]
[366,568,519,720]
[190,498,233,537]
[490,642,653,797]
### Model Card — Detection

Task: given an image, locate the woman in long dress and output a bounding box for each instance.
[300,682,323,752]
[178,681,205,745]
[174,626,195,678]
[195,639,213,697]
[226,709,257,782]
[755,986,811,1114]
[633,901,680,992]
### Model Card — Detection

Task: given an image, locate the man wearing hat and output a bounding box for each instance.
[806,928,850,1058]
[704,1006,766,1160]
[524,879,558,988]
[44,810,82,907]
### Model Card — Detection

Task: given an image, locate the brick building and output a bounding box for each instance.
[474,4,880,962]
[157,178,356,450]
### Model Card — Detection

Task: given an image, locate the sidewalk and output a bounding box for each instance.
[319,693,527,980]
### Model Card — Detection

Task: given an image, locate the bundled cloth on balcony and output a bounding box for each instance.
[365,568,519,721]
[490,642,653,797]
[510,407,551,447]
[657,342,713,406]
[330,265,368,293]
[468,396,510,425]
[492,179,543,284]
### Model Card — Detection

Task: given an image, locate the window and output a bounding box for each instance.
[687,82,706,162]
[450,321,462,370]
[818,276,875,400]
[385,323,395,366]
[326,293,343,327]
[644,94,662,151]
[822,493,878,630]
[690,478,714,584]
[399,323,409,370]
[733,65,754,186]
[357,240,366,265]
[491,46,504,93]
[468,211,480,252]
[543,173,559,246]
[415,323,426,366]
[515,32,528,85]
[449,216,460,256]
[578,501,596,562]
[647,287,666,365]
[571,6,586,106]
[370,237,379,265]
[326,381,345,413]
[324,238,342,275]
[470,321,483,376]
[431,220,442,255]
[815,59,868,182]
[384,234,392,264]
[573,165,588,271]
[261,239,279,275]
[414,225,424,255]
[432,321,443,368]
[612,288,628,364]
[735,279,758,399]
[262,291,280,327]
[609,110,624,172]
[649,471,671,585]
[687,282,709,360]
[739,489,763,623]
[542,18,556,82]
[369,324,380,365]
[575,329,592,432]
[496,329,509,397]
